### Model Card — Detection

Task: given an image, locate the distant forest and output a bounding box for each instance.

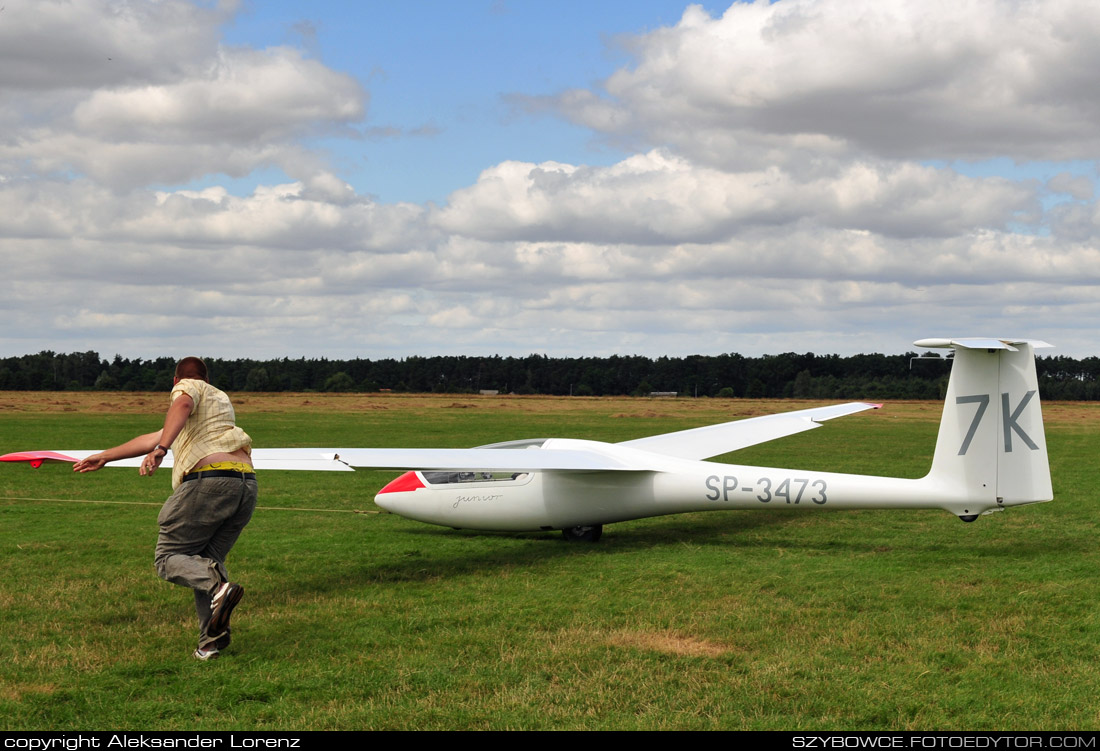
[3,349,1100,401]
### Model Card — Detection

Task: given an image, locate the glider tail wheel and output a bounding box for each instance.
[561,524,603,542]
[957,514,979,523]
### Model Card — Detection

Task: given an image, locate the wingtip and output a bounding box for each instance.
[0,451,80,468]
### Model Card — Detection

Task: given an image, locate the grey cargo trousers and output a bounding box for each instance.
[153,473,257,650]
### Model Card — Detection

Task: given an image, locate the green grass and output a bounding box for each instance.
[0,395,1097,730]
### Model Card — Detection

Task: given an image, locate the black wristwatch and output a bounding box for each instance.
[154,444,170,456]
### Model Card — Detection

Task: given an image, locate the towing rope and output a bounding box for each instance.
[0,496,382,514]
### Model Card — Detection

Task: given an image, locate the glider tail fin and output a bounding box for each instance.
[918,338,1053,516]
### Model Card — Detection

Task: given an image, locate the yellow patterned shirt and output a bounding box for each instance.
[169,379,252,489]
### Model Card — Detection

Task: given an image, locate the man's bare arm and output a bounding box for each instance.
[73,431,163,473]
[73,394,195,475]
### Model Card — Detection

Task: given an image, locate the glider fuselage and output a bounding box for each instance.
[374,443,1037,532]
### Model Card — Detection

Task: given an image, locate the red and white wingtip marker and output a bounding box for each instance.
[0,451,79,469]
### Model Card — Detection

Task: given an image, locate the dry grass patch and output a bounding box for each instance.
[0,682,60,702]
[606,629,731,658]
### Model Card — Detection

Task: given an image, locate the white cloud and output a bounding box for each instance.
[0,0,227,91]
[436,150,1035,243]
[0,6,365,190]
[541,0,1100,165]
[72,47,363,143]
[1047,172,1094,201]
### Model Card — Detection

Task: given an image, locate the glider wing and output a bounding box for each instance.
[2,401,881,473]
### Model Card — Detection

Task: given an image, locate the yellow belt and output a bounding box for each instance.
[191,461,254,474]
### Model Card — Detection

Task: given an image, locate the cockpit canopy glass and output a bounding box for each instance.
[421,470,529,485]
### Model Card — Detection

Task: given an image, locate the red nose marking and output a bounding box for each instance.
[378,471,425,494]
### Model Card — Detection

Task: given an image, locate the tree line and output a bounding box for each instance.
[3,349,1100,401]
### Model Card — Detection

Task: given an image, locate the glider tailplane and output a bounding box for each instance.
[921,338,1052,510]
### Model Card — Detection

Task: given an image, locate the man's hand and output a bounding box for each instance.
[73,454,109,473]
[141,446,167,476]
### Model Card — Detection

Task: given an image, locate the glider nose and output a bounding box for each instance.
[375,471,425,514]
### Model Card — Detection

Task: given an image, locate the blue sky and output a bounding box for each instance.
[217,1,729,204]
[2,0,1100,360]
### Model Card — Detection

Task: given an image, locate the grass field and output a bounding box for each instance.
[1,391,1098,730]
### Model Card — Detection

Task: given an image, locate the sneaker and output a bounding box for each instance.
[209,581,244,634]
[193,646,219,660]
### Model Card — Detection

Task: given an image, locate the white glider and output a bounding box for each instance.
[1,338,1054,542]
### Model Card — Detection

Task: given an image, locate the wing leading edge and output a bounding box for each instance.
[255,447,637,472]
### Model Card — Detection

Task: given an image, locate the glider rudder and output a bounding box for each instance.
[916,338,1053,519]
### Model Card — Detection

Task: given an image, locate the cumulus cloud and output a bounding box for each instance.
[72,48,363,142]
[3,158,1096,357]
[0,3,365,190]
[535,0,1100,166]
[0,0,227,91]
[1047,172,1094,201]
[436,150,1036,243]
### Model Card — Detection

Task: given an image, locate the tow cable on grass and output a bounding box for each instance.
[0,496,386,514]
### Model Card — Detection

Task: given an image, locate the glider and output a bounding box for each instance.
[2,338,1054,542]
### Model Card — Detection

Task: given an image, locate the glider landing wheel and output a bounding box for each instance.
[562,524,603,543]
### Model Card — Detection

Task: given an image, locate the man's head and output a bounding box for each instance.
[175,357,209,383]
